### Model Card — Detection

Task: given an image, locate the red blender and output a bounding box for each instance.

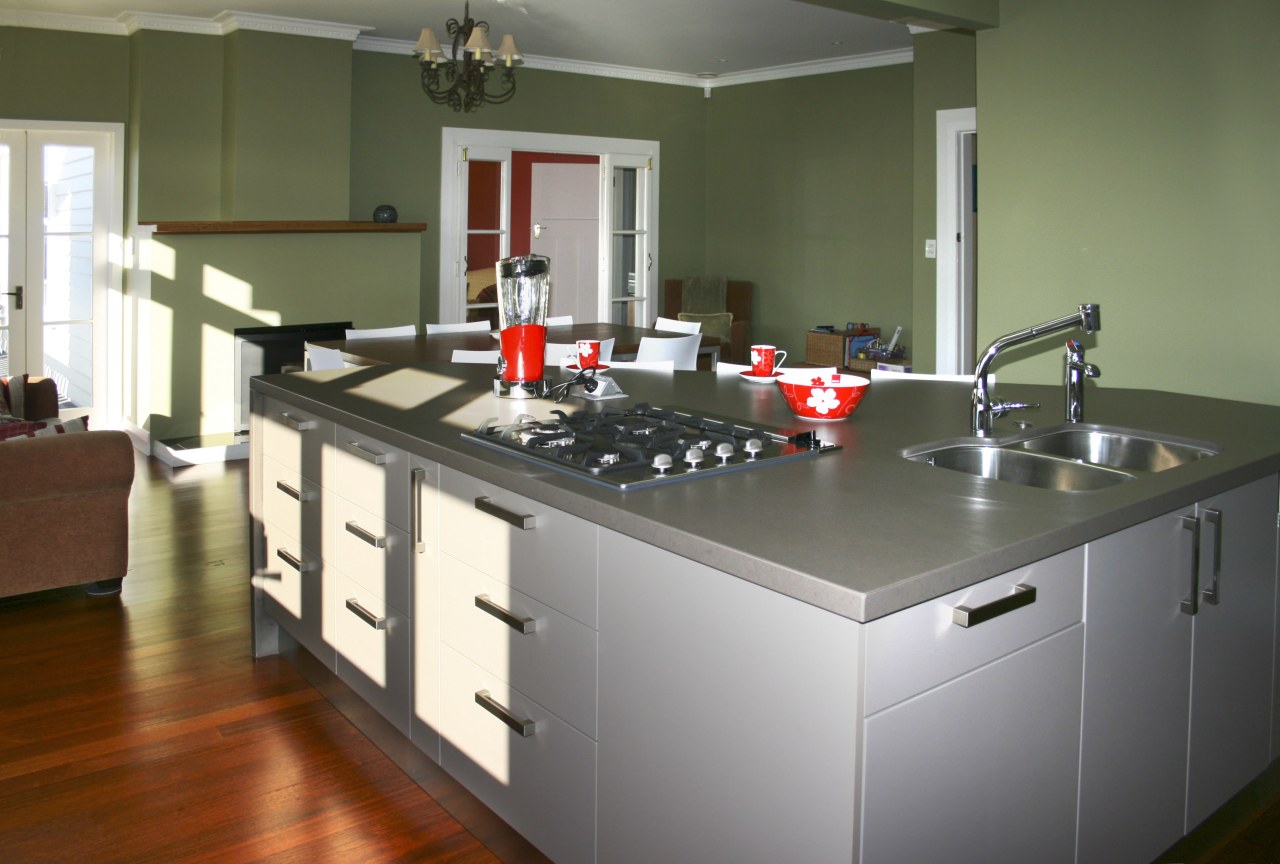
[494,253,552,399]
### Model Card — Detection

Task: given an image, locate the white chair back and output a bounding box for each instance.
[546,315,574,327]
[304,343,346,371]
[869,368,979,383]
[599,337,615,362]
[635,334,700,371]
[451,349,500,364]
[345,324,416,339]
[653,316,701,334]
[545,343,577,365]
[603,360,676,371]
[714,362,752,376]
[425,321,492,335]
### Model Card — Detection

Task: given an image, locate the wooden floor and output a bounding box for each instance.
[0,453,545,864]
[4,451,1280,864]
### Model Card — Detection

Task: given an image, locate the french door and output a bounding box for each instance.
[1,124,120,417]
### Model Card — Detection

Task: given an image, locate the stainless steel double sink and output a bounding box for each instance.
[902,424,1221,492]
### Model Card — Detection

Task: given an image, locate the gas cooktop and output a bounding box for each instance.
[462,403,841,489]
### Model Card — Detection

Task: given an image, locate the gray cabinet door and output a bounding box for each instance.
[1186,474,1280,830]
[597,529,860,864]
[1079,508,1195,863]
[860,625,1083,864]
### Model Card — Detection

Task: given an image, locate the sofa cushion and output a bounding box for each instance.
[1,416,87,442]
[0,374,24,419]
[677,311,734,346]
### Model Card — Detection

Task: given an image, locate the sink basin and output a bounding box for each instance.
[1007,425,1220,473]
[905,445,1134,491]
[902,424,1220,492]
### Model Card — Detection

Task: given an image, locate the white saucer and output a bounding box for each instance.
[739,371,783,384]
[567,363,610,371]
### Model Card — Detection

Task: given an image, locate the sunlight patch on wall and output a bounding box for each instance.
[142,238,176,281]
[201,264,281,326]
[201,322,233,434]
[148,299,173,417]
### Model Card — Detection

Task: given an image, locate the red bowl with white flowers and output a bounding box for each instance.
[776,371,870,421]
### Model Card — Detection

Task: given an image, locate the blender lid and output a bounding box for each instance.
[499,254,550,278]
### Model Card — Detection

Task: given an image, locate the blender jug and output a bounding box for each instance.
[495,254,552,399]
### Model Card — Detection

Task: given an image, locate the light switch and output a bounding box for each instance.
[925,239,937,259]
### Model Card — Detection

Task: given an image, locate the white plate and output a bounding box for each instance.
[739,371,783,384]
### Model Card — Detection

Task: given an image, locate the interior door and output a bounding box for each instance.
[529,162,599,324]
[1,127,113,414]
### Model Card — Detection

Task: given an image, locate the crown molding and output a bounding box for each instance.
[118,12,222,36]
[214,11,370,42]
[0,9,127,36]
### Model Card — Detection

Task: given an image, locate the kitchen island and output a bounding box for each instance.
[249,362,1280,863]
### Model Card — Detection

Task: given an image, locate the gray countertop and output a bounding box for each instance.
[252,364,1280,622]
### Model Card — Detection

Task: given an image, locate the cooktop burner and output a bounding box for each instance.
[462,403,841,489]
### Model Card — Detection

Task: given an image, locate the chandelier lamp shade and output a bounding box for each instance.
[415,1,523,112]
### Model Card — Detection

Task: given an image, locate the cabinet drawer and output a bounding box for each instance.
[440,467,597,629]
[334,425,410,531]
[262,456,333,564]
[261,397,334,482]
[440,646,596,864]
[863,546,1084,715]
[258,520,335,669]
[334,495,411,614]
[441,555,598,738]
[335,574,412,735]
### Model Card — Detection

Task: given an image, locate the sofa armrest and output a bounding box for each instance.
[0,430,135,503]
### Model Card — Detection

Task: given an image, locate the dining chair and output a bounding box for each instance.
[635,334,700,371]
[450,349,500,364]
[304,343,347,371]
[425,321,492,335]
[653,316,701,335]
[714,362,752,376]
[345,324,417,339]
[546,315,574,327]
[544,343,578,365]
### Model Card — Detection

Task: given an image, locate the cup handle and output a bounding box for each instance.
[775,350,787,369]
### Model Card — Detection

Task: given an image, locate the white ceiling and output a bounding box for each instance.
[0,0,917,84]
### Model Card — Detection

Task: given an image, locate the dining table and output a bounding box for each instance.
[318,323,722,368]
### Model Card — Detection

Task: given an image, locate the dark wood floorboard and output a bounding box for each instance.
[0,454,545,864]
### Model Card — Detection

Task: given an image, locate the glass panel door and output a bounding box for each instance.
[465,158,505,329]
[0,131,24,384]
[604,157,651,326]
[41,143,96,408]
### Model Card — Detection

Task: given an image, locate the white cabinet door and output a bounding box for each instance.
[597,529,860,864]
[1079,508,1195,864]
[861,625,1084,864]
[1186,474,1280,830]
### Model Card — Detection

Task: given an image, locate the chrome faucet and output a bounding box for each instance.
[971,303,1101,436]
[1065,339,1101,423]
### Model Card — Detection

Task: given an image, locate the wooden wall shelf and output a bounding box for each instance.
[141,221,427,235]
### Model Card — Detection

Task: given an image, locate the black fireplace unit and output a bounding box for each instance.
[233,321,352,435]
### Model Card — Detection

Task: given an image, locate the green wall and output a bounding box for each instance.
[703,65,914,358]
[911,29,977,373]
[0,27,129,122]
[349,56,711,322]
[976,0,1279,405]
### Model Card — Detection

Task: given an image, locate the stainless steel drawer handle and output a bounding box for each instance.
[345,597,386,630]
[953,584,1037,627]
[275,548,315,572]
[475,593,537,634]
[274,480,313,502]
[345,520,386,549]
[1200,508,1222,606]
[475,689,535,737]
[344,441,387,465]
[280,414,316,431]
[1180,514,1201,616]
[412,467,427,553]
[474,496,536,530]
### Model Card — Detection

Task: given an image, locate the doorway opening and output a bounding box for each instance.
[935,108,977,375]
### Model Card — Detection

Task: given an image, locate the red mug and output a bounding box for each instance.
[750,344,787,377]
[576,340,601,369]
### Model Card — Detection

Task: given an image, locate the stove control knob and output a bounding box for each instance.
[652,453,673,475]
[683,448,706,470]
[743,438,764,460]
[714,442,735,465]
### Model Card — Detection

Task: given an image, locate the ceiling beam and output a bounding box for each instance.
[797,0,998,31]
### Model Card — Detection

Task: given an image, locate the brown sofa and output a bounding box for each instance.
[663,279,753,364]
[1,377,135,598]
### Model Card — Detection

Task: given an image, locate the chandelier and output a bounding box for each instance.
[414,1,522,112]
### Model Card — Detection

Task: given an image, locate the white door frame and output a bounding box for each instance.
[935,107,976,375]
[439,128,658,326]
[1,119,124,423]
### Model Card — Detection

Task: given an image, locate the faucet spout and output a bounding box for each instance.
[971,303,1101,436]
